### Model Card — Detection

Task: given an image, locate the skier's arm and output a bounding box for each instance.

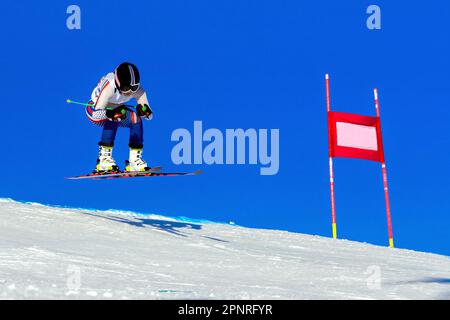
[135,89,149,106]
[135,89,153,120]
[93,82,115,110]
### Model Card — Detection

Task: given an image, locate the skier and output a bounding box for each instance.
[86,62,153,173]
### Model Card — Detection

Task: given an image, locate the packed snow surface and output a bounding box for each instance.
[0,198,449,299]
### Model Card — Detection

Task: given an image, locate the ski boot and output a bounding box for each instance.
[125,147,151,172]
[94,145,120,173]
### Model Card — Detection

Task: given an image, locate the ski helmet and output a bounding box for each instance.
[114,62,140,93]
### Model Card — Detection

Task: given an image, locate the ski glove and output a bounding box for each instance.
[105,105,127,122]
[136,104,153,119]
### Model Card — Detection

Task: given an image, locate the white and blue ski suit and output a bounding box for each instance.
[86,72,152,149]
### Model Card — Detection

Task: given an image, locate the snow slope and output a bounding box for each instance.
[0,198,449,300]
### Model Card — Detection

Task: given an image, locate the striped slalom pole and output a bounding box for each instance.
[374,88,395,248]
[329,158,337,239]
[326,74,338,239]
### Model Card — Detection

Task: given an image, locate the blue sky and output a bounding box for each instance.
[1,1,449,256]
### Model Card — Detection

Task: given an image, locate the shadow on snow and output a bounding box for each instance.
[82,212,228,242]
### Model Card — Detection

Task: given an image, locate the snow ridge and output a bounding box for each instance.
[0,198,449,299]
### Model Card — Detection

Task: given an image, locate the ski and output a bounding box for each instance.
[66,166,163,180]
[109,169,203,180]
[66,168,203,180]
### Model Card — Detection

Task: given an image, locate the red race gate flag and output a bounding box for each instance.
[325,74,394,248]
[328,111,385,163]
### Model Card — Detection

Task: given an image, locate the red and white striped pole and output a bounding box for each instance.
[374,88,395,248]
[326,74,337,239]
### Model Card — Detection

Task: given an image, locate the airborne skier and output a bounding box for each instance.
[66,62,202,180]
[86,62,153,173]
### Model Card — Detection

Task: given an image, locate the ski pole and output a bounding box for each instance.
[66,99,93,107]
[66,99,136,110]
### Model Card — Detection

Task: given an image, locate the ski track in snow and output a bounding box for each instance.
[0,198,449,300]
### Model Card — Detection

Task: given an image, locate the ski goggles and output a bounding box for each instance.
[119,83,140,94]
